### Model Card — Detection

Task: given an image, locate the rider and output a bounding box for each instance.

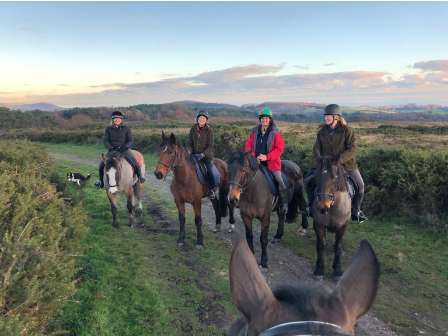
[305,104,367,223]
[94,110,147,188]
[186,110,216,199]
[245,108,288,214]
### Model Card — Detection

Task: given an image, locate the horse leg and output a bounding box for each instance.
[133,183,143,217]
[241,213,254,254]
[175,199,186,246]
[227,199,236,233]
[297,180,309,230]
[107,192,119,228]
[211,197,222,233]
[333,224,348,281]
[192,200,204,249]
[126,188,135,227]
[273,211,284,243]
[313,224,326,280]
[259,215,270,273]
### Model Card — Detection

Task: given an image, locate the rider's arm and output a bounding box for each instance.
[339,127,357,164]
[124,127,134,150]
[309,134,322,169]
[103,128,113,151]
[245,132,255,154]
[202,127,214,158]
[186,128,194,154]
[266,133,284,161]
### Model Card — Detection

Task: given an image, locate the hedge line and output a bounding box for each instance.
[0,140,87,335]
[2,128,447,232]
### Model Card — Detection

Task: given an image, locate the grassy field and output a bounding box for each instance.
[44,142,448,336]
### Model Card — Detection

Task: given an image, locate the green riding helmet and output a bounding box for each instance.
[323,104,342,116]
[259,108,273,119]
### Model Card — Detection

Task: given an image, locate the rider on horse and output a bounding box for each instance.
[186,110,216,199]
[94,110,147,188]
[305,104,367,223]
[245,108,288,214]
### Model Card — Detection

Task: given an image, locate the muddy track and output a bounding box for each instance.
[49,152,398,336]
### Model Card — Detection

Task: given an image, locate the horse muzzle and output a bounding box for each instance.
[108,187,118,194]
[153,170,166,181]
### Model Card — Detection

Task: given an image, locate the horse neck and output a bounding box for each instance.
[241,166,264,202]
[172,148,195,183]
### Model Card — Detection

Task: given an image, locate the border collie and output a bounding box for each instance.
[67,173,91,185]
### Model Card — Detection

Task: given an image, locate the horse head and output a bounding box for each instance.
[227,148,257,207]
[314,149,342,215]
[229,238,380,335]
[154,131,179,181]
[102,153,122,194]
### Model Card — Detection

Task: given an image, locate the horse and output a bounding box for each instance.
[311,149,351,281]
[227,148,308,272]
[228,238,380,336]
[153,132,235,248]
[102,150,145,228]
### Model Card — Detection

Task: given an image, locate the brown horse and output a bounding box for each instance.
[153,132,235,248]
[312,149,351,281]
[227,148,308,272]
[102,150,145,228]
[228,238,380,336]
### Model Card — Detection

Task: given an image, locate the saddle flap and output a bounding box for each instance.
[259,165,289,196]
[195,161,221,186]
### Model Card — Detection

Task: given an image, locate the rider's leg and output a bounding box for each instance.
[124,149,146,183]
[202,157,216,199]
[273,170,288,214]
[348,169,367,223]
[304,173,315,217]
[94,160,105,188]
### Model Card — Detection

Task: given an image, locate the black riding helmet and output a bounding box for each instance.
[111,110,124,119]
[196,110,209,120]
[323,104,342,116]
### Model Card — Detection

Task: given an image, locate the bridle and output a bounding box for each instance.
[228,161,258,195]
[105,157,121,188]
[245,321,352,336]
[156,145,201,176]
[315,164,340,207]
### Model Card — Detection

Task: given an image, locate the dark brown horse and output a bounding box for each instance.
[227,149,308,272]
[312,149,351,281]
[228,238,380,336]
[154,132,235,248]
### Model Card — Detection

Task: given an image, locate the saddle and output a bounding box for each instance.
[195,161,221,186]
[106,151,143,175]
[308,172,357,199]
[259,164,290,196]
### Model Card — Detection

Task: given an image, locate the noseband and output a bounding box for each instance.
[229,162,258,195]
[245,321,352,336]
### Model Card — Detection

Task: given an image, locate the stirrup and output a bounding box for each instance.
[357,211,367,223]
[94,179,103,188]
[279,203,288,214]
[207,190,216,200]
[139,175,147,183]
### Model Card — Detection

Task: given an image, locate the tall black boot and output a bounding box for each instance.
[278,188,288,215]
[351,197,367,223]
[134,163,147,183]
[94,161,105,188]
[207,172,216,199]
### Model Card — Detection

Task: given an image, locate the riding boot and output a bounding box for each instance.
[94,161,105,188]
[134,162,147,184]
[351,197,368,223]
[278,188,288,215]
[305,183,314,218]
[207,173,216,199]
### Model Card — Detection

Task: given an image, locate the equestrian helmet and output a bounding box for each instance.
[323,104,342,116]
[111,110,123,119]
[259,108,273,119]
[196,110,209,120]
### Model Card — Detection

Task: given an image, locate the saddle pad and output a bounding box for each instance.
[259,165,290,196]
[123,156,143,175]
[195,162,221,186]
[346,175,357,198]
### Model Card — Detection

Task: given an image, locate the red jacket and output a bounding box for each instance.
[245,125,284,171]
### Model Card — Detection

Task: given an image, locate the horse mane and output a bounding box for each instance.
[315,156,347,193]
[272,285,323,320]
[227,150,259,170]
[160,137,193,162]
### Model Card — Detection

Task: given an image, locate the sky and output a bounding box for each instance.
[1,1,448,108]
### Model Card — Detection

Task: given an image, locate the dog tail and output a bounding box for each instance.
[86,174,91,180]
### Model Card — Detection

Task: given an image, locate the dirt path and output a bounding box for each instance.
[50,152,398,336]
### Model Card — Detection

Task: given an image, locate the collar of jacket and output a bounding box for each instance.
[111,124,125,129]
[195,123,211,130]
[318,121,346,134]
[251,124,279,135]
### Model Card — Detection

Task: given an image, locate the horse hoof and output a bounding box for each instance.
[177,242,184,246]
[258,265,268,274]
[313,274,324,281]
[272,237,281,244]
[227,225,235,233]
[297,228,307,237]
[333,275,342,281]
[135,209,143,217]
[212,226,221,233]
[195,244,204,249]
[113,222,119,228]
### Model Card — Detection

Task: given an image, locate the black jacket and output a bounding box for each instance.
[103,124,134,151]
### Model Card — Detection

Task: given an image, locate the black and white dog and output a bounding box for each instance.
[67,173,91,185]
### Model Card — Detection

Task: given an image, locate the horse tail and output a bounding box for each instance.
[286,193,298,223]
[219,187,228,218]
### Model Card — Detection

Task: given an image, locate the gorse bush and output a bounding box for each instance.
[0,140,87,335]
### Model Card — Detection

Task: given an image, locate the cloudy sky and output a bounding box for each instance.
[1,2,448,107]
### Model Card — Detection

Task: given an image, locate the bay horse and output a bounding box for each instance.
[312,149,351,281]
[228,238,380,336]
[227,148,308,272]
[102,150,145,228]
[153,132,235,248]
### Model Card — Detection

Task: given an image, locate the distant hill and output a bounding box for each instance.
[0,102,67,112]
[242,102,326,114]
[175,100,244,110]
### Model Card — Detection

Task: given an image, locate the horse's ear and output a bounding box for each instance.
[332,152,341,166]
[101,153,107,162]
[169,133,176,145]
[162,131,167,139]
[245,147,253,160]
[328,239,380,332]
[313,147,322,163]
[227,145,234,157]
[230,239,281,331]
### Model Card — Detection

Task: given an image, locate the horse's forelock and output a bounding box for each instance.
[227,150,246,167]
[315,156,333,181]
[272,285,322,319]
[105,157,118,171]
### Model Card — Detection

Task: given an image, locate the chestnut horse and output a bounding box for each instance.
[154,132,235,248]
[228,238,380,335]
[311,149,351,281]
[227,148,308,272]
[102,150,145,228]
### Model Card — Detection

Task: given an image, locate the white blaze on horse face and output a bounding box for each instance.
[162,146,167,152]
[107,167,118,193]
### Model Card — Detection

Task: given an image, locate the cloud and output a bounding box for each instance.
[58,84,70,87]
[294,65,310,70]
[323,63,335,67]
[413,59,448,72]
